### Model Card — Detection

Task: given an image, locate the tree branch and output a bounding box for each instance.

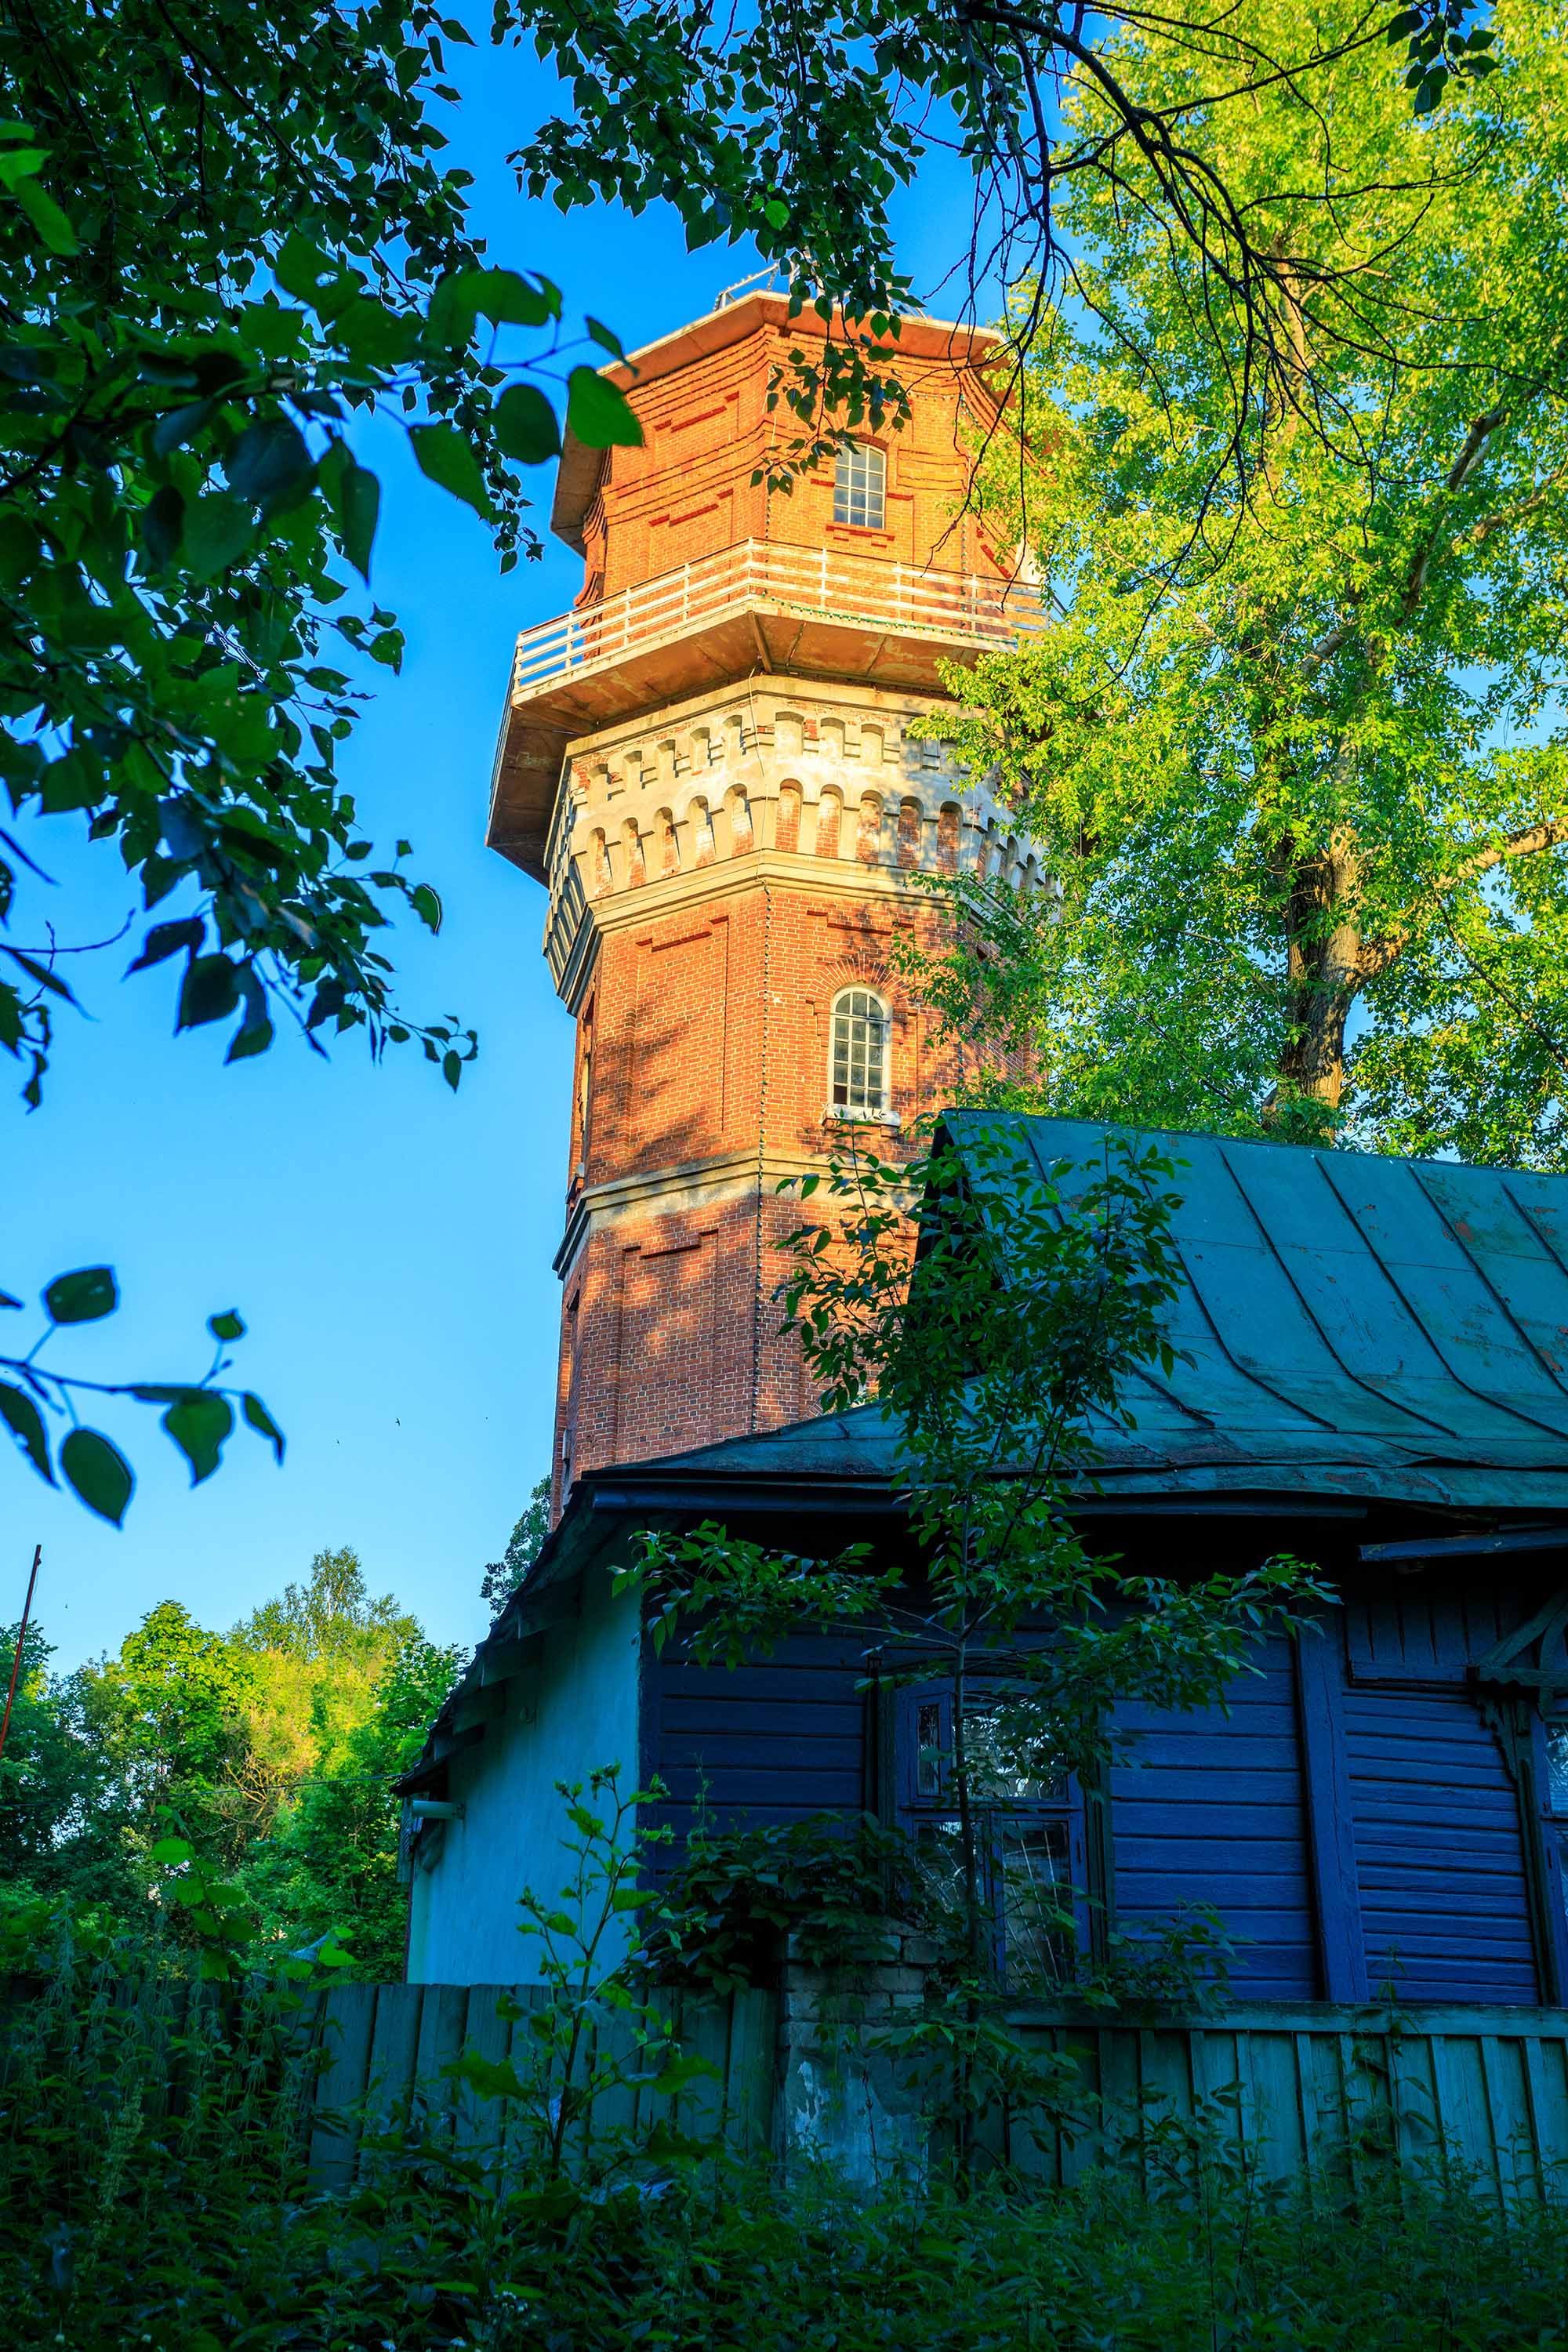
[1357,815,1568,985]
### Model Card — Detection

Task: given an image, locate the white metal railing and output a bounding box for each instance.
[510,538,1044,701]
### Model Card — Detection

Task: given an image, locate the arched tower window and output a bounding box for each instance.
[829,987,891,1116]
[833,442,886,531]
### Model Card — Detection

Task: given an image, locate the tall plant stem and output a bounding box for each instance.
[0,1543,42,1767]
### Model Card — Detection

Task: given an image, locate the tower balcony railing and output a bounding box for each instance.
[510,536,1045,702]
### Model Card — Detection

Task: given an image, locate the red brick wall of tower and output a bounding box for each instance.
[553,880,979,1500]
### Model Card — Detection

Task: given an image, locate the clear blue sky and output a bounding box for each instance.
[3,35,980,1671]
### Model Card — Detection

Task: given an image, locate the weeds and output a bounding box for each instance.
[5,1941,1568,2350]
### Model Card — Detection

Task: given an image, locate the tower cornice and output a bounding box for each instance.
[539,670,1039,1005]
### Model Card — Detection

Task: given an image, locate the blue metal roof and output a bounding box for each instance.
[408,1122,1568,1784]
[655,1119,1568,1516]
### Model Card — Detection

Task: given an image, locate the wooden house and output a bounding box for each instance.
[404,1114,1568,2016]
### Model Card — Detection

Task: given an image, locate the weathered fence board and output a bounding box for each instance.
[303,1981,779,2180]
[996,2002,1568,2200]
[298,1987,1568,2201]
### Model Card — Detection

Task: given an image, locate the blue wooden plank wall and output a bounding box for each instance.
[1344,1684,1540,2004]
[646,1581,1555,2010]
[1109,1634,1319,1999]
[1345,1584,1526,1682]
[649,1628,869,1829]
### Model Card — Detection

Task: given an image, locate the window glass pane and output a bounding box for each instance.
[962,1700,1068,1804]
[916,1700,942,1798]
[833,444,886,530]
[1547,1722,1568,1813]
[914,1819,967,1911]
[1001,1824,1074,1991]
[829,989,888,1112]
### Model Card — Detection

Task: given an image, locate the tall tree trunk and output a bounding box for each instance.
[1273,826,1364,1118]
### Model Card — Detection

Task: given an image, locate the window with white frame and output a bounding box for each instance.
[901,1682,1086,1991]
[829,986,890,1115]
[833,441,886,530]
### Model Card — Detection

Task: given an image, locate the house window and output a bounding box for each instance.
[900,1684,1086,1991]
[1545,1719,1568,1944]
[829,987,889,1116]
[833,442,886,531]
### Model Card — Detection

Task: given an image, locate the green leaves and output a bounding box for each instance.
[182,492,251,578]
[565,367,643,451]
[927,2,1568,1172]
[227,418,314,516]
[275,230,359,318]
[0,1380,51,1481]
[1388,0,1500,112]
[45,1266,118,1324]
[321,445,380,583]
[60,1428,132,1524]
[427,265,561,347]
[441,2049,529,2100]
[0,8,620,1126]
[242,1392,285,1463]
[492,383,561,465]
[1,1263,281,1512]
[0,133,78,253]
[409,423,492,517]
[176,956,241,1032]
[162,1388,234,1485]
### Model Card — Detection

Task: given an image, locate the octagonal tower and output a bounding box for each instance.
[488,292,1041,1506]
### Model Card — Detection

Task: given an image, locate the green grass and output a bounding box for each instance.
[4,1960,1567,2351]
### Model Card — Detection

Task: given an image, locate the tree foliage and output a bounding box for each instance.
[0,0,652,1106]
[0,1544,463,1972]
[505,0,1506,488]
[480,1474,552,1617]
[913,0,1568,1163]
[1,1274,281,1519]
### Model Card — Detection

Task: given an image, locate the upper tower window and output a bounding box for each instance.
[833,443,886,531]
[829,987,890,1116]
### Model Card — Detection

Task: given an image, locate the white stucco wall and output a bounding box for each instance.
[405,1573,642,1985]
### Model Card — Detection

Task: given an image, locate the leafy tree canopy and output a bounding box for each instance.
[507,0,1506,485]
[234,1543,416,1664]
[0,1546,463,1969]
[0,0,648,1108]
[919,0,1568,1165]
[0,1619,124,1907]
[480,1475,551,1617]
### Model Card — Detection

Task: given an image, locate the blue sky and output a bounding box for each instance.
[3,34,980,1671]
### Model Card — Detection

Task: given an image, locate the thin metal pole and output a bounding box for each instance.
[0,1544,42,1768]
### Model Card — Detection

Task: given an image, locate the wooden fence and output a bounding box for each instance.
[301,1984,1568,2203]
[304,1979,778,2190]
[993,2002,1568,2200]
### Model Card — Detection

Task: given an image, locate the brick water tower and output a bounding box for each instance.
[486,290,1041,1507]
